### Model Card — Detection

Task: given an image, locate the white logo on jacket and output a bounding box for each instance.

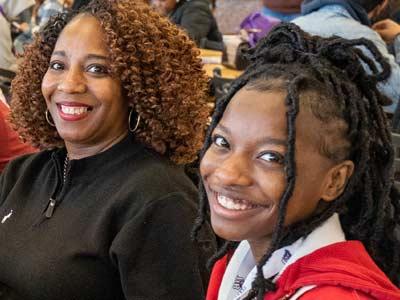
[1,210,13,224]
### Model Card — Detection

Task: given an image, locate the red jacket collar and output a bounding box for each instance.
[207,241,400,300]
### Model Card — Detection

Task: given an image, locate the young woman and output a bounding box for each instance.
[0,0,214,299]
[193,23,400,299]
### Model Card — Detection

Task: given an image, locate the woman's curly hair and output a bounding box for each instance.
[10,0,210,164]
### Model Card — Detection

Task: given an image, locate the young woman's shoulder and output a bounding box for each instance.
[299,286,376,300]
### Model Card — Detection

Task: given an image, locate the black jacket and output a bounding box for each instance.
[0,134,215,300]
[170,0,224,50]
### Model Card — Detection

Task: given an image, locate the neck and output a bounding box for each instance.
[248,238,272,263]
[65,131,128,160]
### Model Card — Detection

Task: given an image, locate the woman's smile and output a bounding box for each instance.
[209,188,274,221]
[56,102,93,121]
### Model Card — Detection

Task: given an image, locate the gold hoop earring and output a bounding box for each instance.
[128,108,141,133]
[45,109,56,127]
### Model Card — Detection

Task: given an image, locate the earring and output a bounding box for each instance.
[45,109,56,127]
[128,108,141,133]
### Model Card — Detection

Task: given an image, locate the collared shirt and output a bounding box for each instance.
[293,4,400,113]
[218,214,345,300]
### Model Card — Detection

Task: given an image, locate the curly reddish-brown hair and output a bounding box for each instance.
[10,0,210,164]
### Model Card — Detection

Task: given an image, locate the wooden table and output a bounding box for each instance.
[199,49,242,79]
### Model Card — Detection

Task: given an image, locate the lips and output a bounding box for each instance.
[217,194,260,211]
[56,102,93,121]
[208,189,271,221]
[60,105,89,115]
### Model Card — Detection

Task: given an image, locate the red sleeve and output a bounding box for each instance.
[300,286,374,300]
[0,101,36,172]
[206,255,229,300]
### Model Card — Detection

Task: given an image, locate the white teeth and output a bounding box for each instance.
[217,194,257,211]
[60,105,89,115]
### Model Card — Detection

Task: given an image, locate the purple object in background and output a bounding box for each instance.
[240,12,281,47]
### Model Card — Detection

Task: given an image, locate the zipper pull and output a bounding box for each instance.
[45,198,56,218]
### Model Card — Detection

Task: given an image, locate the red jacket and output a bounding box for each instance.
[0,101,36,172]
[207,241,400,300]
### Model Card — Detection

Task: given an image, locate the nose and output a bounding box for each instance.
[212,154,253,187]
[57,67,86,94]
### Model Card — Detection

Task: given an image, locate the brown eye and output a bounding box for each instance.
[212,134,229,148]
[259,151,284,164]
[49,61,64,71]
[87,64,109,75]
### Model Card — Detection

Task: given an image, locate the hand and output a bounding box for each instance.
[372,19,400,43]
[12,22,30,33]
[19,22,30,33]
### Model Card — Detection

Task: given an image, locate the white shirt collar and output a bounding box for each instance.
[218,213,345,300]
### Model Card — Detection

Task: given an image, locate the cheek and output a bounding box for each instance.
[92,81,123,108]
[255,167,286,201]
[199,150,214,180]
[41,72,56,104]
[284,169,326,224]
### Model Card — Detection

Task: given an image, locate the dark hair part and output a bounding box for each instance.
[10,0,210,164]
[192,22,400,298]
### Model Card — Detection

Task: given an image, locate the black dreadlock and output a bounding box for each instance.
[192,22,400,299]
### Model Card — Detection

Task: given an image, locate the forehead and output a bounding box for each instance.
[220,88,323,150]
[54,14,108,55]
[219,88,288,142]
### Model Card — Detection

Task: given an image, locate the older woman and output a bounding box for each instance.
[0,0,215,299]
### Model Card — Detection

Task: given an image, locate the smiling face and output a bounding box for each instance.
[41,14,129,157]
[200,87,353,259]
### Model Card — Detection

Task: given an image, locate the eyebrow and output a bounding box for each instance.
[51,51,108,61]
[216,123,287,146]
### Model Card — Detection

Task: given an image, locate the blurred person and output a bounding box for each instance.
[0,91,36,173]
[0,0,34,72]
[152,0,224,50]
[293,0,400,113]
[14,0,64,54]
[373,18,400,63]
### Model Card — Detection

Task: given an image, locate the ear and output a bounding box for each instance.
[321,160,354,202]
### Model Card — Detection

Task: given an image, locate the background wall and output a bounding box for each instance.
[214,0,261,34]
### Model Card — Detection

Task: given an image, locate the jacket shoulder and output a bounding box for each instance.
[299,285,373,300]
[1,150,52,176]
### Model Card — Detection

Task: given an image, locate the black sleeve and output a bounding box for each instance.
[0,157,23,207]
[0,170,5,207]
[179,4,213,45]
[109,192,215,300]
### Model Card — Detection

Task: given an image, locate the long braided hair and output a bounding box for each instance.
[192,23,400,298]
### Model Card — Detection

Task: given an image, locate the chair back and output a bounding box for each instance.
[210,67,234,101]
